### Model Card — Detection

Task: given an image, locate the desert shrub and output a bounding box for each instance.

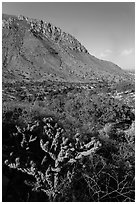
[3,116,103,201]
[55,153,135,202]
[115,81,135,93]
[2,82,135,201]
[3,114,135,201]
[3,86,134,138]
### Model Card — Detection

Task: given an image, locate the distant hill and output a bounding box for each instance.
[2,14,133,83]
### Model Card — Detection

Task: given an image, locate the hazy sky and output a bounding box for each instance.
[2,2,135,70]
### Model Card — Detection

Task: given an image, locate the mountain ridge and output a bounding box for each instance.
[2,13,132,83]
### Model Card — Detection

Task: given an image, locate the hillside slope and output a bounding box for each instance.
[2,14,132,83]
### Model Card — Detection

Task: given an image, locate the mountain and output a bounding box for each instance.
[2,14,132,83]
[2,14,135,202]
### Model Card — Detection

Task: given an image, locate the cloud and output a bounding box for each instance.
[100,49,112,58]
[121,49,133,56]
[105,49,112,54]
[100,52,107,58]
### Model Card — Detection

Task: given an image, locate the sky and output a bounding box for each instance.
[2,2,135,70]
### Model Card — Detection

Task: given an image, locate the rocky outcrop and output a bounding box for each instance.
[2,14,88,54]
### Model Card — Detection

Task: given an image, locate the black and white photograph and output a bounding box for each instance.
[2,1,135,202]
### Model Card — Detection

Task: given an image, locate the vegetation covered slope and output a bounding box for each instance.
[2,14,132,83]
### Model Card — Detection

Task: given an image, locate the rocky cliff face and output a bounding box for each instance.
[2,14,132,83]
[3,14,88,53]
